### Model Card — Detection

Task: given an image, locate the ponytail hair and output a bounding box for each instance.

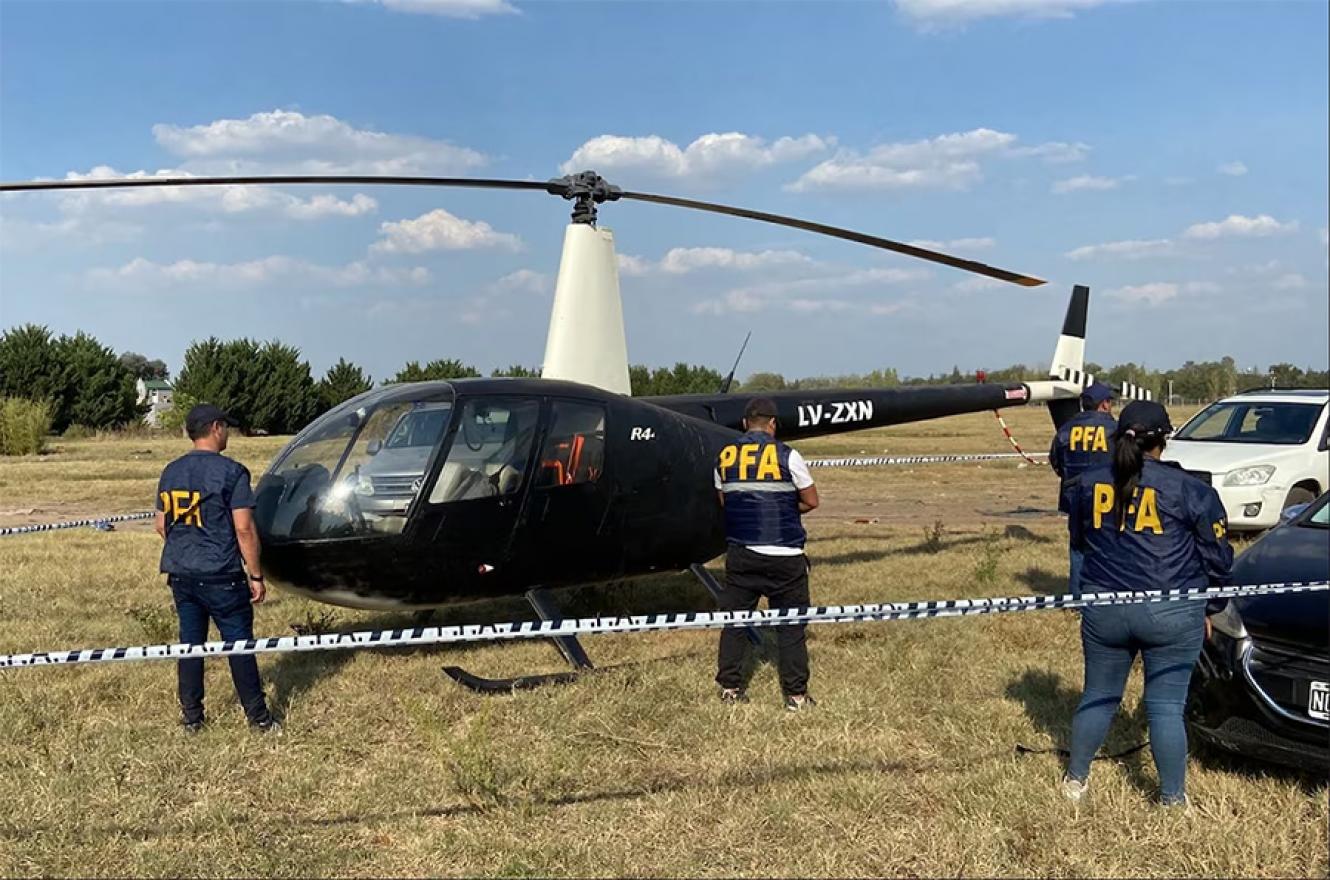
[1111,425,1166,526]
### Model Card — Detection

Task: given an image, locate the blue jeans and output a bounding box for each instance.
[1068,546,1084,599]
[1068,598,1205,803]
[169,574,271,725]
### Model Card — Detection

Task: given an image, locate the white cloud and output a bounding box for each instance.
[560,132,831,178]
[87,256,430,289]
[493,268,550,294]
[895,0,1114,26]
[617,254,652,277]
[952,276,1007,292]
[788,128,1092,193]
[51,165,379,220]
[1052,174,1133,194]
[906,236,996,251]
[789,128,1014,192]
[1218,161,1248,177]
[1008,141,1091,163]
[614,247,813,276]
[1183,214,1299,240]
[1065,238,1175,261]
[1272,273,1308,290]
[658,247,812,274]
[691,266,928,314]
[371,208,521,254]
[1107,282,1180,306]
[153,109,487,175]
[1107,279,1220,307]
[788,298,853,313]
[348,0,518,17]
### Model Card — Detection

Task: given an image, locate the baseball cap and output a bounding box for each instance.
[1117,400,1173,437]
[744,397,779,420]
[1080,381,1115,408]
[185,403,240,435]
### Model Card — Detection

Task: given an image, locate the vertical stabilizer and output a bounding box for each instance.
[1048,284,1089,381]
[541,223,631,395]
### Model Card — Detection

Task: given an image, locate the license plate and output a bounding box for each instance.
[1310,681,1330,721]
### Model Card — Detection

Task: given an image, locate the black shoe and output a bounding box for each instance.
[719,687,749,704]
[250,717,282,735]
[784,693,816,712]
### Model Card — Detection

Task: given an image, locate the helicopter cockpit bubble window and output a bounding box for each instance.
[254,385,454,541]
[534,401,606,488]
[429,398,541,504]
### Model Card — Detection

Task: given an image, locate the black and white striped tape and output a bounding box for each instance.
[807,452,1046,468]
[0,512,155,538]
[2,580,1323,670]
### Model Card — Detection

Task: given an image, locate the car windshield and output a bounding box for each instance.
[1173,402,1321,445]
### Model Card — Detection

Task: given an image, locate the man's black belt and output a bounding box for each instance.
[167,571,246,586]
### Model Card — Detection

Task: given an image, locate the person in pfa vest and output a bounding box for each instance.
[1050,381,1117,597]
[713,397,820,711]
[1063,400,1232,806]
[156,404,277,734]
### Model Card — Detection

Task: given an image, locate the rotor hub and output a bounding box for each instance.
[546,171,622,225]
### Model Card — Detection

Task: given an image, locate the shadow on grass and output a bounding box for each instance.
[0,756,916,841]
[267,572,721,717]
[1004,668,1154,795]
[1016,567,1068,596]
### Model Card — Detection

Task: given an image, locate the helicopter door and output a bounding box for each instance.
[517,399,612,582]
[412,397,541,591]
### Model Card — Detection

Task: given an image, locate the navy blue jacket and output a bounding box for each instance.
[157,450,254,576]
[1070,458,1233,603]
[1050,410,1117,513]
[716,431,806,549]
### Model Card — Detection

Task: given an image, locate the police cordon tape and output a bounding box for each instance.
[806,451,1046,468]
[1,580,1324,670]
[0,512,156,537]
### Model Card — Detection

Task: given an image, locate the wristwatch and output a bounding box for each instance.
[249,574,265,582]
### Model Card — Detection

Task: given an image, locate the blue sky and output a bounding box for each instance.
[1,0,1326,384]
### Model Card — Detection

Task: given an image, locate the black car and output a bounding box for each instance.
[1187,491,1330,771]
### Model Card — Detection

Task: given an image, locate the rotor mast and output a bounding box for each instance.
[539,173,632,395]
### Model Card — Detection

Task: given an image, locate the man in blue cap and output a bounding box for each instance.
[156,404,277,734]
[1049,381,1116,597]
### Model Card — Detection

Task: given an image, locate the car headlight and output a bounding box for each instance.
[1223,465,1276,487]
[355,475,375,496]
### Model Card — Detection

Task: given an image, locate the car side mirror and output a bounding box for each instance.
[366,439,382,456]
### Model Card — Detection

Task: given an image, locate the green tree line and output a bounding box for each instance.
[3,323,1327,437]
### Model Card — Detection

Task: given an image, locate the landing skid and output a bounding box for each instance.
[444,567,761,693]
[444,587,594,694]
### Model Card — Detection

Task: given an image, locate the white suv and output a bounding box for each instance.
[1164,390,1329,531]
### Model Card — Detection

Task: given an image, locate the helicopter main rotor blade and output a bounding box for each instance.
[619,190,1045,287]
[1,172,1044,286]
[0,175,560,194]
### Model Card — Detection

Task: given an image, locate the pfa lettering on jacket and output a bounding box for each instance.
[796,400,874,428]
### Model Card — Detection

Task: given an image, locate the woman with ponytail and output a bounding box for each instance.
[1063,400,1234,807]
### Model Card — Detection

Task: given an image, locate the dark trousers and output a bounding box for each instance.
[169,574,271,725]
[715,545,811,696]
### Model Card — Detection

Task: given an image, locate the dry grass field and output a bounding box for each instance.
[1,406,1326,878]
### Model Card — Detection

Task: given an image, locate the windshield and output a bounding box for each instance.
[254,385,454,540]
[1173,402,1322,445]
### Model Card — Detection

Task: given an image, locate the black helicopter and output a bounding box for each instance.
[2,170,1102,687]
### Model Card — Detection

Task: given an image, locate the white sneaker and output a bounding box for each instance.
[1060,774,1089,802]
